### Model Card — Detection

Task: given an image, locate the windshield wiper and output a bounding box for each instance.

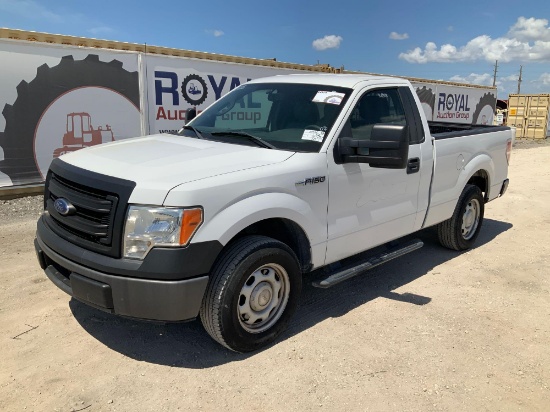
[182,125,206,140]
[210,131,276,149]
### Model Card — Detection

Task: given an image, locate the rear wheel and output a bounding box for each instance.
[200,236,302,352]
[437,184,485,251]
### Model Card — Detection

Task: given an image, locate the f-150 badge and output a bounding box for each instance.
[295,176,326,186]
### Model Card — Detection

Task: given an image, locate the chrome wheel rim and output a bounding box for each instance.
[462,198,480,240]
[238,263,290,334]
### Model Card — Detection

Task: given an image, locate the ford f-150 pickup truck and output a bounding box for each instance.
[35,74,513,352]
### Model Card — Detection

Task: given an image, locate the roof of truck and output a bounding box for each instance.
[248,73,410,88]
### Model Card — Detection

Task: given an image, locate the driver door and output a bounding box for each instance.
[325,86,424,264]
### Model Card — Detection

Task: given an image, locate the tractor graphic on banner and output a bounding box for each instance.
[53,112,114,158]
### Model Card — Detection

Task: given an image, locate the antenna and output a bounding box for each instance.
[492,60,498,87]
[517,66,523,94]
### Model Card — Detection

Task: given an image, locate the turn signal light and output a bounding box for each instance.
[180,208,203,245]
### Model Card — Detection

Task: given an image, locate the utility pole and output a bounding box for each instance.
[492,60,498,87]
[517,66,523,94]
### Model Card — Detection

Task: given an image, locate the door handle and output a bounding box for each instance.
[407,157,420,174]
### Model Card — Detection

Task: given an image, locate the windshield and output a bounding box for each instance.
[178,82,352,152]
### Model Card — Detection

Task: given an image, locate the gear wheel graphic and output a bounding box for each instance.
[472,92,496,125]
[0,54,139,185]
[181,74,208,106]
[415,86,435,121]
[416,86,435,109]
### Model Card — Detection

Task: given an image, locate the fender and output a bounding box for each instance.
[192,192,328,268]
[461,153,494,196]
[424,153,494,227]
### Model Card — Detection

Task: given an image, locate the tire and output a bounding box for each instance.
[0,54,139,185]
[437,184,485,251]
[200,235,302,352]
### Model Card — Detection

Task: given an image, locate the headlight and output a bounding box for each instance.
[123,206,203,259]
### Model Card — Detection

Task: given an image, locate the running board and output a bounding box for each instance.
[312,239,424,289]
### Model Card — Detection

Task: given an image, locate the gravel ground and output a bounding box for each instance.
[513,138,550,149]
[0,195,43,224]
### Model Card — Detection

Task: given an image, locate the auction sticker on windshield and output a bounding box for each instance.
[302,130,325,142]
[312,91,345,105]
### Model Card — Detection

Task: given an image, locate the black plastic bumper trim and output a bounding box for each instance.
[36,238,209,321]
[71,273,114,309]
[45,264,72,295]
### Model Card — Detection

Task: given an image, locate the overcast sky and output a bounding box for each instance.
[1,0,549,96]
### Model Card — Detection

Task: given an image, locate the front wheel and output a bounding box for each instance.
[437,184,485,251]
[200,236,302,352]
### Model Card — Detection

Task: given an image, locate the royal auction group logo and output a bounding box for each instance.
[181,74,208,106]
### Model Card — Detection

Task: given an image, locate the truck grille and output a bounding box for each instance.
[46,173,118,246]
[43,159,136,258]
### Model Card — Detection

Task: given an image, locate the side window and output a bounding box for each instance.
[349,88,407,142]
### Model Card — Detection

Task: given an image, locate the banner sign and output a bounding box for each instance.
[0,41,140,187]
[412,82,496,125]
[146,55,301,135]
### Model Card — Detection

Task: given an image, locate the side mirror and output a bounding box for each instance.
[186,108,197,123]
[335,124,409,169]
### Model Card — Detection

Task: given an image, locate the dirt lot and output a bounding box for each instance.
[1,143,549,411]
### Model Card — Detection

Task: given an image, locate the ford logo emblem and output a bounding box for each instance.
[53,198,76,216]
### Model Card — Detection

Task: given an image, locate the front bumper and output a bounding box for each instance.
[35,217,221,321]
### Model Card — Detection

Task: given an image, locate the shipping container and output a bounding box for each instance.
[508,93,550,139]
[0,28,497,188]
[530,95,550,107]
[524,128,548,139]
[508,95,530,110]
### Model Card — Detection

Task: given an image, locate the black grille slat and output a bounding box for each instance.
[54,218,108,244]
[75,209,110,223]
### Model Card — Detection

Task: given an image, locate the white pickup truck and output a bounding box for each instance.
[35,74,513,352]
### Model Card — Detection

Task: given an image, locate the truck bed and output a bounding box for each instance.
[428,122,510,139]
[425,123,511,228]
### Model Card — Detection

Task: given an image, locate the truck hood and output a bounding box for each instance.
[60,134,294,204]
